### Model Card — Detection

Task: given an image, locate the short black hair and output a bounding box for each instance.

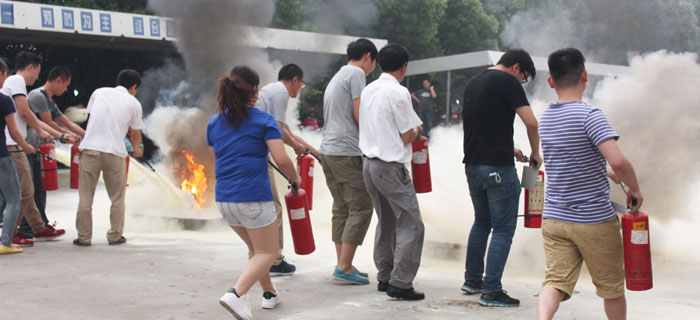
[497,48,536,80]
[47,66,72,82]
[278,64,303,81]
[116,69,141,88]
[0,58,7,74]
[15,51,41,71]
[548,48,586,89]
[347,38,378,61]
[377,44,409,72]
[230,65,260,87]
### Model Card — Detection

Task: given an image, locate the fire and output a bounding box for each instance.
[171,150,207,207]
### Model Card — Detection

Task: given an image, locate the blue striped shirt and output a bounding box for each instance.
[539,101,619,224]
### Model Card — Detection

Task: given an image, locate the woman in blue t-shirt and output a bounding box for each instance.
[208,66,300,320]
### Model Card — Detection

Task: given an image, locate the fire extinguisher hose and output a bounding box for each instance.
[619,182,639,212]
[268,160,300,195]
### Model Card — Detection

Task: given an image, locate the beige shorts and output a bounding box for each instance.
[217,201,276,229]
[542,217,625,300]
[320,154,374,245]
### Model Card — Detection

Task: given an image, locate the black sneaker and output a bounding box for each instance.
[270,260,296,276]
[386,284,425,300]
[479,290,520,307]
[377,281,389,292]
[461,279,483,294]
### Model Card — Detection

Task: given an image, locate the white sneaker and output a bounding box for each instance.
[219,288,253,320]
[261,290,279,309]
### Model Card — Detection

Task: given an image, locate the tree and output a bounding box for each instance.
[438,0,499,55]
[373,0,447,59]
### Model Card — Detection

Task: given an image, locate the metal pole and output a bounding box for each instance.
[446,70,451,124]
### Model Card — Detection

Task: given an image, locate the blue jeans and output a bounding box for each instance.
[464,164,521,295]
[19,153,48,236]
[0,155,21,246]
[420,111,434,136]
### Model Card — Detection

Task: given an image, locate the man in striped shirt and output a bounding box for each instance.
[537,48,644,320]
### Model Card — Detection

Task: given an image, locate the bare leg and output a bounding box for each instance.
[337,242,359,274]
[231,223,280,295]
[604,295,626,320]
[537,287,567,320]
[335,242,342,265]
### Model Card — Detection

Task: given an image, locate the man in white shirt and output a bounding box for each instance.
[74,69,144,246]
[359,44,425,300]
[2,52,67,247]
[255,64,319,276]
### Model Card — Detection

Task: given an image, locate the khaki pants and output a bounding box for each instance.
[268,163,285,265]
[8,147,46,233]
[75,150,127,244]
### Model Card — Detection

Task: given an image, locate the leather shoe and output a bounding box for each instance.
[386,284,425,300]
[108,236,127,245]
[378,281,389,292]
[73,238,91,246]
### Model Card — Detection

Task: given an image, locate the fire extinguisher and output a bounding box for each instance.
[70,144,80,189]
[125,156,130,184]
[297,152,315,210]
[620,184,653,291]
[411,136,432,193]
[524,170,545,228]
[270,160,315,255]
[39,143,58,191]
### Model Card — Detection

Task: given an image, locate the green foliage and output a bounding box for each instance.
[438,0,499,54]
[271,0,309,30]
[374,0,447,59]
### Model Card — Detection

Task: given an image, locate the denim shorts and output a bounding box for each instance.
[216,201,277,228]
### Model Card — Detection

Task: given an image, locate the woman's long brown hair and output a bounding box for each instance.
[217,66,260,129]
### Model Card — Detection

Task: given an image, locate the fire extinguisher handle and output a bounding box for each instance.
[630,197,639,212]
[291,181,300,195]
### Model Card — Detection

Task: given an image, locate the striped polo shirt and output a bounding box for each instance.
[539,100,619,224]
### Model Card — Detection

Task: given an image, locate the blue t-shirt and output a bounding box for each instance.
[206,107,283,202]
[539,101,619,224]
[0,93,16,157]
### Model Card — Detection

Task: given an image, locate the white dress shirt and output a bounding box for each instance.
[359,73,422,164]
[79,86,145,158]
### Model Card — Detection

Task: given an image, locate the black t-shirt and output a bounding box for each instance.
[0,92,17,157]
[462,69,530,166]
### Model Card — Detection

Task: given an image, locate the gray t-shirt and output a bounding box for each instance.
[319,65,366,156]
[413,88,434,113]
[26,87,64,148]
[255,81,289,125]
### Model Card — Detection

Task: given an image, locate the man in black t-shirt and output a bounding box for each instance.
[411,79,437,136]
[460,49,542,307]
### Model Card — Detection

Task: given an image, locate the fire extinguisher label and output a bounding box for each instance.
[73,155,79,163]
[632,221,646,230]
[528,181,544,212]
[631,230,649,244]
[308,165,314,177]
[290,208,306,220]
[413,151,428,164]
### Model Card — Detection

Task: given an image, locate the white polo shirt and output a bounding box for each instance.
[2,74,28,146]
[79,86,145,158]
[359,73,422,164]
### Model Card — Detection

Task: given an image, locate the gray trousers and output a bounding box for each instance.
[362,158,424,289]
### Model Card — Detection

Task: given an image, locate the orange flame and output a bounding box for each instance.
[171,150,207,207]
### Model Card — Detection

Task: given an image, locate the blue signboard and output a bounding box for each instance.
[133,17,144,35]
[150,18,160,37]
[166,20,175,38]
[41,7,54,28]
[81,11,93,31]
[99,13,111,32]
[1,3,13,25]
[62,9,74,30]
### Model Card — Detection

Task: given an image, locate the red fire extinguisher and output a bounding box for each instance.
[39,143,58,191]
[70,144,80,189]
[524,170,545,228]
[620,190,653,291]
[125,156,130,184]
[269,160,315,255]
[297,152,315,210]
[411,136,432,193]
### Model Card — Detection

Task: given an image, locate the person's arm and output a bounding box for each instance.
[430,85,437,98]
[56,115,86,137]
[266,138,301,185]
[411,92,420,103]
[400,125,423,144]
[130,129,143,158]
[352,98,361,124]
[5,113,35,154]
[37,111,65,134]
[278,120,320,159]
[14,95,52,143]
[599,139,643,208]
[515,105,542,168]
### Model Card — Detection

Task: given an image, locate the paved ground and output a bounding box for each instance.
[2,173,698,319]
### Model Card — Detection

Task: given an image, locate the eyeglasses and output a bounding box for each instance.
[521,73,529,84]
